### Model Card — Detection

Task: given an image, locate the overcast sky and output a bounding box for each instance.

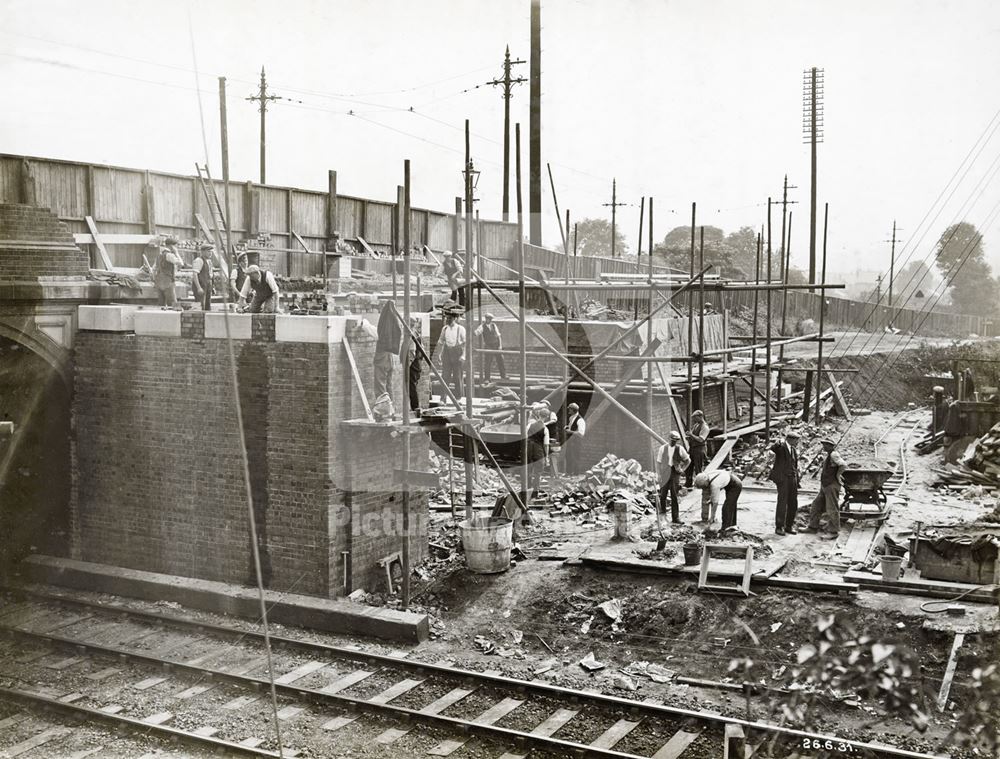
[3,0,1000,282]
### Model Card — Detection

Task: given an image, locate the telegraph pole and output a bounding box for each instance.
[463,120,477,519]
[802,67,824,290]
[246,67,285,184]
[887,220,900,307]
[529,0,542,245]
[775,177,798,405]
[488,46,526,222]
[602,178,627,258]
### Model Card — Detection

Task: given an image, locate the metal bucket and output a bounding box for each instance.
[460,517,513,574]
[683,542,703,566]
[880,555,903,582]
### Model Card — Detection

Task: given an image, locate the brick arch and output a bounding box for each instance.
[0,319,71,385]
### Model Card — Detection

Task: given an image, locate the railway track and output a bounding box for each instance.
[0,586,946,759]
[875,411,924,496]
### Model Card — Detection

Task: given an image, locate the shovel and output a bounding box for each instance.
[655,516,668,551]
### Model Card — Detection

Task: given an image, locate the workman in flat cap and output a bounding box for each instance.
[152,235,183,308]
[230,250,250,300]
[442,251,462,304]
[769,428,801,535]
[191,242,215,311]
[655,430,690,527]
[684,409,711,489]
[805,438,846,539]
[237,265,281,313]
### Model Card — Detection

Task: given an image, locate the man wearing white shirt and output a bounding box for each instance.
[238,265,281,313]
[655,431,690,526]
[563,402,587,474]
[693,469,743,530]
[440,311,466,398]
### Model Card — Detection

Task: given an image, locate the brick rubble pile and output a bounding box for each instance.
[550,454,657,514]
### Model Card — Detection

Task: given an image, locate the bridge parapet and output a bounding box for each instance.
[71,304,431,598]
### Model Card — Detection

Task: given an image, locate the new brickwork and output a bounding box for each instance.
[0,204,90,279]
[71,318,428,598]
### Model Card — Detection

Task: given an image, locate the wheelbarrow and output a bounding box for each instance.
[840,467,894,522]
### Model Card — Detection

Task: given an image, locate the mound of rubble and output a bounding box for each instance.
[549,454,657,515]
[935,421,1000,488]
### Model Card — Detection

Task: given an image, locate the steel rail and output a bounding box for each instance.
[0,587,946,759]
[0,623,649,759]
[0,686,280,757]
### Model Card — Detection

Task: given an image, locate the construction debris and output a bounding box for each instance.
[934,421,1000,488]
[622,661,675,683]
[549,454,657,515]
[579,652,606,672]
[965,422,1000,481]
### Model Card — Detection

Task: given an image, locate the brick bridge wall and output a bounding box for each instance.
[0,203,90,279]
[71,308,429,598]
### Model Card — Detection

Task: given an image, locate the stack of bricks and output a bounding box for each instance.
[72,307,430,599]
[0,203,90,280]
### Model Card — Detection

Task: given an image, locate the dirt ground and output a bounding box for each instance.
[395,408,1000,757]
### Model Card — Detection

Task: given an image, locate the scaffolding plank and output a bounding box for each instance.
[342,339,373,421]
[84,216,114,270]
[937,632,965,710]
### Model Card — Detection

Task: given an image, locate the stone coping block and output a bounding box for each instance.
[21,555,428,644]
[204,312,253,340]
[275,314,348,344]
[133,309,182,337]
[78,305,140,332]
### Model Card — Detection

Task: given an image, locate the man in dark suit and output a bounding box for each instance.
[769,428,801,535]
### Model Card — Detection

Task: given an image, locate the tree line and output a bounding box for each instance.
[569,217,999,319]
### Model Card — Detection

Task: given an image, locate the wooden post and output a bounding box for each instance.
[86,164,97,222]
[19,158,36,205]
[359,198,367,241]
[143,170,156,237]
[463,120,476,520]
[750,231,761,425]
[516,123,529,509]
[393,185,403,299]
[453,197,461,254]
[327,170,338,248]
[815,203,829,423]
[647,198,655,466]
[546,163,567,254]
[219,78,233,271]
[286,188,294,277]
[191,178,200,240]
[687,202,696,425]
[401,159,412,609]
[722,309,729,433]
[635,196,645,320]
[245,181,258,239]
[765,200,773,436]
[698,226,705,414]
[777,211,793,405]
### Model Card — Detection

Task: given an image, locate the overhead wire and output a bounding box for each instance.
[830,196,1000,444]
[0,29,495,101]
[827,105,1000,361]
[828,111,1000,360]
[851,195,1000,409]
[832,151,1000,403]
[3,34,679,225]
[836,147,1000,402]
[186,28,286,759]
[833,139,1000,367]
